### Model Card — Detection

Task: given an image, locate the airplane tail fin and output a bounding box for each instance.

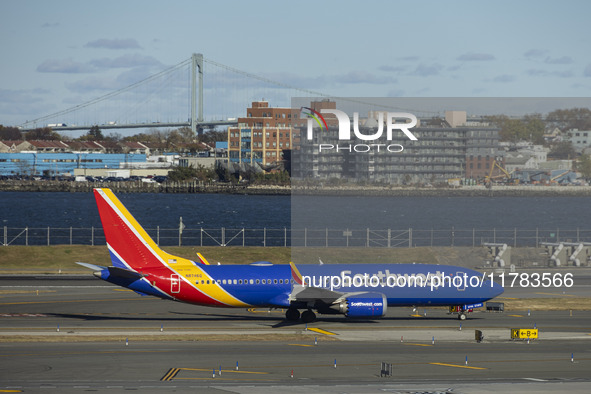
[94,188,183,271]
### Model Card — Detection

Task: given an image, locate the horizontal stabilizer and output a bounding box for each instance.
[76,262,107,271]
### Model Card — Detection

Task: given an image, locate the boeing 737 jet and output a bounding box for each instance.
[79,188,504,322]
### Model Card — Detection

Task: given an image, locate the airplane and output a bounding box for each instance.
[78,188,504,322]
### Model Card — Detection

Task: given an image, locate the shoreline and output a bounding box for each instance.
[2,180,591,196]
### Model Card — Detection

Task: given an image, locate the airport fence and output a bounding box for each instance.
[3,226,591,248]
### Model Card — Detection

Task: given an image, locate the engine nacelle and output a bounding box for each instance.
[338,292,388,318]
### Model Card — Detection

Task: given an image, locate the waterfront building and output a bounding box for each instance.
[227,101,294,167]
[565,129,591,153]
[291,109,501,185]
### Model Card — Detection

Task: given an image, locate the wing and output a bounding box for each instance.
[288,262,346,305]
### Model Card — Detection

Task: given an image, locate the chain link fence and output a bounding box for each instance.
[3,226,591,248]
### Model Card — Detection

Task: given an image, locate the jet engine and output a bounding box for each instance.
[337,292,388,317]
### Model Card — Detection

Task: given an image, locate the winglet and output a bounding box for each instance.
[290,262,305,286]
[196,252,210,265]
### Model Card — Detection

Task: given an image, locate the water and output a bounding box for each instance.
[291,195,591,230]
[2,192,591,230]
[0,192,290,229]
[2,192,591,247]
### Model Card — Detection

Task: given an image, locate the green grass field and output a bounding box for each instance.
[0,245,447,274]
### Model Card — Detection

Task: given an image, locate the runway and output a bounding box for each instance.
[1,276,590,392]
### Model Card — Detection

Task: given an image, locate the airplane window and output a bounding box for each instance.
[256,279,260,284]
[239,279,243,284]
[274,279,278,284]
[233,279,237,284]
[279,279,283,284]
[217,280,221,284]
[262,279,266,284]
[222,279,226,284]
[267,279,271,284]
[207,280,210,284]
[249,279,254,284]
[201,280,204,284]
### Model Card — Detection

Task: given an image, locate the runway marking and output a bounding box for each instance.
[429,362,487,370]
[175,377,277,381]
[161,368,181,381]
[288,344,315,347]
[247,308,284,314]
[508,314,523,317]
[112,289,133,292]
[523,378,547,382]
[307,327,337,336]
[535,292,576,297]
[181,368,268,375]
[410,314,423,317]
[497,297,518,300]
[0,313,47,317]
[0,290,55,295]
[0,298,148,306]
[0,350,174,358]
[403,343,433,347]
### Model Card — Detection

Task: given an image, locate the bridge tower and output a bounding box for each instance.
[191,53,204,136]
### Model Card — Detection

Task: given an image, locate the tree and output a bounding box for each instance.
[547,108,591,131]
[578,154,591,180]
[523,114,546,145]
[548,141,576,160]
[167,165,215,182]
[0,125,23,140]
[80,125,104,141]
[168,166,197,182]
[24,127,61,140]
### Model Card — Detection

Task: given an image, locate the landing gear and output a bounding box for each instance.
[450,305,471,320]
[286,308,300,321]
[301,309,316,323]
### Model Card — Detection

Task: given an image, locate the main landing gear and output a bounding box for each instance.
[285,308,316,323]
[449,305,471,320]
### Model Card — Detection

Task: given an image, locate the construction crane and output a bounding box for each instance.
[485,160,516,187]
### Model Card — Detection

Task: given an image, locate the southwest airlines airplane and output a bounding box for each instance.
[79,189,503,322]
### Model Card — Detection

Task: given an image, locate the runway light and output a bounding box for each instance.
[57,324,59,332]
[571,353,574,363]
[432,336,435,345]
[465,356,468,365]
[160,324,163,332]
[314,337,317,346]
[125,338,128,346]
[334,359,337,369]
[213,368,215,378]
[290,369,293,378]
[236,361,239,371]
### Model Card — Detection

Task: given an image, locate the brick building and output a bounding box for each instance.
[227,101,294,166]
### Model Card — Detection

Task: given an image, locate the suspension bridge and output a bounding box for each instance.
[18,53,332,135]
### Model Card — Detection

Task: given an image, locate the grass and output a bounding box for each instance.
[0,245,292,274]
[0,245,443,274]
[499,297,591,311]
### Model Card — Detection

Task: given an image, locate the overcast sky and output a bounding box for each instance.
[1,0,590,131]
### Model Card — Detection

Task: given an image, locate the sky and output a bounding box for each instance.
[1,0,591,133]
